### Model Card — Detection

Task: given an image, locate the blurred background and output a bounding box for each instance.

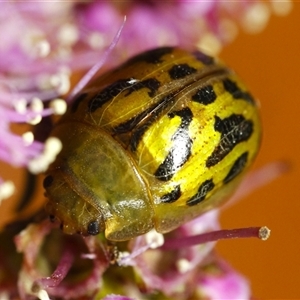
[0,2,299,299]
[218,3,300,299]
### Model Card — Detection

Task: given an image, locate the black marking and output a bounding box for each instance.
[127,78,160,97]
[193,50,214,65]
[71,92,88,113]
[88,79,133,113]
[206,115,253,168]
[87,221,100,235]
[130,122,152,151]
[49,215,55,223]
[88,78,160,113]
[160,185,181,203]
[43,175,53,188]
[155,107,193,181]
[168,64,197,80]
[186,179,215,206]
[126,47,173,64]
[192,85,217,105]
[223,152,249,184]
[223,78,255,104]
[116,93,174,137]
[114,107,151,134]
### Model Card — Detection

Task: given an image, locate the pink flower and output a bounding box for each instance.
[199,259,251,299]
[0,1,291,299]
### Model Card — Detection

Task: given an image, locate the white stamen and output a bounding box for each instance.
[45,137,62,155]
[271,0,293,16]
[22,29,49,59]
[28,137,62,174]
[259,226,271,241]
[145,230,164,249]
[22,132,34,146]
[49,98,67,115]
[0,181,15,202]
[242,3,271,34]
[27,97,43,124]
[116,251,131,265]
[28,156,49,174]
[27,115,42,125]
[219,18,239,44]
[50,71,70,95]
[14,98,27,114]
[177,258,191,273]
[36,289,50,300]
[35,39,51,57]
[57,23,79,46]
[88,32,105,49]
[197,33,222,56]
[31,97,44,112]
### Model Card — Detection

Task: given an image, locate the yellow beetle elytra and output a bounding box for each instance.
[43,47,261,241]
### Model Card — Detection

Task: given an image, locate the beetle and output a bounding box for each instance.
[43,46,261,241]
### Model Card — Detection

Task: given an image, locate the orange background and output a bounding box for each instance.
[218,4,300,299]
[0,3,300,299]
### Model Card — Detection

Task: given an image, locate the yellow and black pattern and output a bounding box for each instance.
[44,47,261,240]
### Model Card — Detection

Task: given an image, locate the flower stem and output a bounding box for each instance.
[161,226,270,251]
[32,246,74,290]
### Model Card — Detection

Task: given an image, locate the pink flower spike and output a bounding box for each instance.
[161,226,270,251]
[32,245,74,290]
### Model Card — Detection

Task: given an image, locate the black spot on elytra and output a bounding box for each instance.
[130,122,151,151]
[88,79,133,112]
[71,92,88,112]
[160,185,181,203]
[223,78,255,104]
[223,152,249,184]
[126,47,174,64]
[206,115,253,168]
[88,78,160,113]
[192,85,217,105]
[128,78,160,97]
[113,108,150,134]
[43,175,53,188]
[115,92,175,136]
[193,50,214,65]
[87,221,100,235]
[186,179,215,206]
[168,64,197,80]
[155,107,193,181]
[129,93,176,150]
